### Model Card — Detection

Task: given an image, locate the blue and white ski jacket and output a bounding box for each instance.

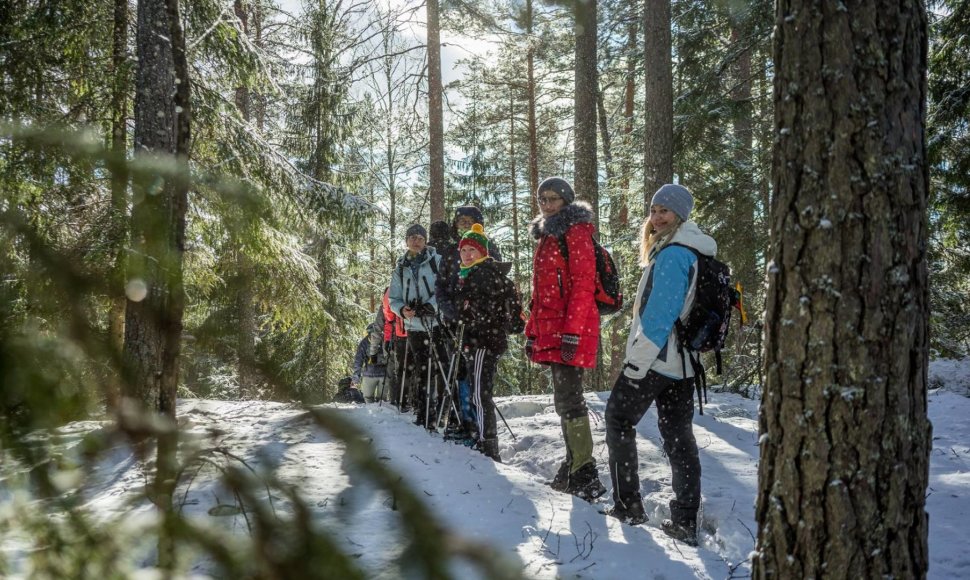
[388,247,442,333]
[623,221,717,381]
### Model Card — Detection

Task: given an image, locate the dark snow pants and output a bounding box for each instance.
[605,370,700,523]
[406,329,447,426]
[391,337,408,408]
[550,363,588,421]
[463,348,498,443]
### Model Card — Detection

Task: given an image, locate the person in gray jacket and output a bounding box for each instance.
[388,224,444,428]
[352,323,386,402]
[604,184,713,547]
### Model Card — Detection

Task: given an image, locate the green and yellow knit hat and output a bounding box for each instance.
[459,223,489,257]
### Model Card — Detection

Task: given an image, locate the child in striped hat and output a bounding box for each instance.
[455,223,524,461]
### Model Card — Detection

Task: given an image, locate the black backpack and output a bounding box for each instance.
[556,235,623,315]
[503,280,526,335]
[667,243,739,414]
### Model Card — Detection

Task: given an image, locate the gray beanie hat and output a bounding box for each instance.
[405,223,427,240]
[650,184,694,222]
[537,177,575,204]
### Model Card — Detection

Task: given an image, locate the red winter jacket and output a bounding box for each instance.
[525,201,600,368]
[382,287,406,339]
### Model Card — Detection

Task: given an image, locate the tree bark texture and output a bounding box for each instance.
[427,0,445,222]
[574,0,597,227]
[107,0,130,410]
[125,0,184,410]
[642,0,673,205]
[754,0,930,577]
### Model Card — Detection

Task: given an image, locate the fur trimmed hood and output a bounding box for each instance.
[530,201,594,239]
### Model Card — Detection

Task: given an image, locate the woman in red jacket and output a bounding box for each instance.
[525,177,606,501]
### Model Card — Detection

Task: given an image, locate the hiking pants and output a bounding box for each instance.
[464,348,498,442]
[360,376,385,402]
[391,337,408,407]
[605,370,700,522]
[550,363,587,421]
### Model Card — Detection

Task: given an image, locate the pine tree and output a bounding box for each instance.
[755,0,931,575]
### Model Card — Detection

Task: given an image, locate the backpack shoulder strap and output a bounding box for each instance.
[555,234,569,262]
[666,242,702,259]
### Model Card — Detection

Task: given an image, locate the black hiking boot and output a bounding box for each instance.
[549,461,571,491]
[661,519,698,546]
[478,439,502,463]
[603,499,647,525]
[563,463,607,501]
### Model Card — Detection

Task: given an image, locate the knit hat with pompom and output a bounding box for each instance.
[458,223,489,257]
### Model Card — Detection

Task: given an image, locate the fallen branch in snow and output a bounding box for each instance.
[569,521,597,562]
[501,498,514,513]
[726,557,751,579]
[737,517,756,543]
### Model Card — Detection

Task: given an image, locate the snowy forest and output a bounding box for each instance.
[1,0,969,577]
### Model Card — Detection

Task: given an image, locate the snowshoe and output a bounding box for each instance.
[661,519,698,546]
[602,500,647,525]
[548,461,571,491]
[562,463,607,501]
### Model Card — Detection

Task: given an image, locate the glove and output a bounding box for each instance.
[560,334,579,363]
[417,303,436,317]
[525,338,535,359]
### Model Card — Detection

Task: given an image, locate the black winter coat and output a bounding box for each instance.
[456,258,523,355]
[436,237,503,323]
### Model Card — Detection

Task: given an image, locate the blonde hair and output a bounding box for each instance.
[638,217,683,267]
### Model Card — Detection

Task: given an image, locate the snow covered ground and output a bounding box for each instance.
[4,358,970,578]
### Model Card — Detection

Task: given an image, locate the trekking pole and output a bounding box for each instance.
[435,322,465,429]
[398,335,410,411]
[424,351,433,429]
[494,401,517,442]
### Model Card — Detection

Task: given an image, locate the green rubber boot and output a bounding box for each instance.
[563,416,595,474]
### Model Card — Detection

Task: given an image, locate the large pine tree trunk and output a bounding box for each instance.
[574,0,597,224]
[125,0,190,569]
[754,0,930,577]
[124,0,188,411]
[427,0,444,222]
[642,0,673,202]
[106,0,129,411]
[526,0,539,217]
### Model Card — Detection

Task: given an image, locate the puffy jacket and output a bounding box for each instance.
[623,221,718,380]
[436,235,502,323]
[525,202,600,368]
[455,258,522,355]
[388,247,442,333]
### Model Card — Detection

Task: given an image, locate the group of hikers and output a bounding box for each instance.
[340,178,719,546]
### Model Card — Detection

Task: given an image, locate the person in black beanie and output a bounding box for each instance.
[428,220,452,252]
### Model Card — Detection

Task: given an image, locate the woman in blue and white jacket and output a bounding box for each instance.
[603,184,716,547]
